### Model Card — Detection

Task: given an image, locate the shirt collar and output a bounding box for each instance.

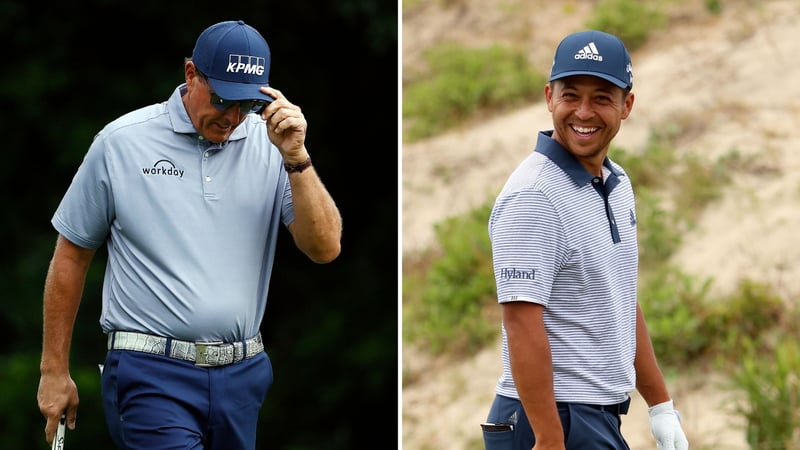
[167,84,249,141]
[534,130,624,186]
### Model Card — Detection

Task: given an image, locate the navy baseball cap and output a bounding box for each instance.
[192,20,273,102]
[549,30,633,89]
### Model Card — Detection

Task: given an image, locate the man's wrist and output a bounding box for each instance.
[283,148,310,166]
[284,156,312,173]
[648,399,674,416]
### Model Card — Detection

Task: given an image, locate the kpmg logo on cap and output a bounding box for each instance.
[227,54,266,76]
[574,42,603,61]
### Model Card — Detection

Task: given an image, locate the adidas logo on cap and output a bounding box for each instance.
[574,42,603,61]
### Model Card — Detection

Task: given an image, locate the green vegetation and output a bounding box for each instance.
[728,336,800,449]
[403,202,497,356]
[403,43,545,142]
[585,0,667,51]
[705,0,723,15]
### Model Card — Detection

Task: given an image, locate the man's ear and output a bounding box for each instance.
[185,61,197,85]
[621,92,635,120]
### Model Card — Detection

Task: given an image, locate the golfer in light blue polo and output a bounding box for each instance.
[37,20,342,450]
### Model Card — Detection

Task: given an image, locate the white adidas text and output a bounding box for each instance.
[574,42,603,61]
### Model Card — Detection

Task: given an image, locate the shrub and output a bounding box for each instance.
[402,201,497,356]
[403,44,544,142]
[727,336,800,449]
[585,0,666,51]
[639,266,713,366]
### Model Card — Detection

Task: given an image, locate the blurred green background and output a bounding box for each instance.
[0,1,397,449]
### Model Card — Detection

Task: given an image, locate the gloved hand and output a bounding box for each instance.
[648,399,689,450]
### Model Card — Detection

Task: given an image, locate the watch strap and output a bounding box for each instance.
[284,157,312,173]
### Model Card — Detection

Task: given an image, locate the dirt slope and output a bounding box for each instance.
[401,0,800,449]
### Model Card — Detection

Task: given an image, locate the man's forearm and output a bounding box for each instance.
[286,164,342,263]
[504,302,564,445]
[633,303,671,406]
[40,236,94,373]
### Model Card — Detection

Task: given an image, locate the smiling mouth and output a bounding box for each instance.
[571,125,599,136]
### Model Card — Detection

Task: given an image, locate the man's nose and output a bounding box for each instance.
[223,103,246,119]
[574,98,595,119]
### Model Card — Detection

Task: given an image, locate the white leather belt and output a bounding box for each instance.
[108,331,263,367]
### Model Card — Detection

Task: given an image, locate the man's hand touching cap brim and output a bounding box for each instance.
[259,86,308,160]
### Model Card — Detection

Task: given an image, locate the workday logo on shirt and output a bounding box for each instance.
[142,159,184,178]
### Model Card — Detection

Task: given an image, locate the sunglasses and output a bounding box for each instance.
[198,72,267,114]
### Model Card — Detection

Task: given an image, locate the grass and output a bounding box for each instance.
[403,43,544,142]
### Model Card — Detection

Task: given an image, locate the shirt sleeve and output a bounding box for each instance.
[51,133,115,249]
[279,171,294,227]
[489,188,567,306]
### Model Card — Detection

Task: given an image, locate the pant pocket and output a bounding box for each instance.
[482,428,514,450]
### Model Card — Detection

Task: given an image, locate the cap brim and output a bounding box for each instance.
[207,77,274,102]
[550,71,630,89]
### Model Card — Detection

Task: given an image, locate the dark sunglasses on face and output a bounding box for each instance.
[209,92,267,114]
[198,72,267,114]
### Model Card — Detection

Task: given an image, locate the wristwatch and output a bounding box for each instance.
[284,157,312,173]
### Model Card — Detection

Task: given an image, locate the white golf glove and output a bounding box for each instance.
[648,399,688,450]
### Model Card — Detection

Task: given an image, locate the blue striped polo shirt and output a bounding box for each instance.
[489,130,638,405]
[52,84,294,343]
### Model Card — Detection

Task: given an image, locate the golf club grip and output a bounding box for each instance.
[52,415,65,450]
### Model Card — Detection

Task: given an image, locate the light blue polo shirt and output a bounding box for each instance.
[52,84,294,343]
[489,130,638,405]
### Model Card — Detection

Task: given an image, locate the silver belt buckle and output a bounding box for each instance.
[195,341,224,367]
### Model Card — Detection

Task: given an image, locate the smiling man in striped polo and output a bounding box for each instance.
[481,30,689,450]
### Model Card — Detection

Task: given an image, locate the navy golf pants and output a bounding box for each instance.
[483,394,631,450]
[101,349,273,450]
